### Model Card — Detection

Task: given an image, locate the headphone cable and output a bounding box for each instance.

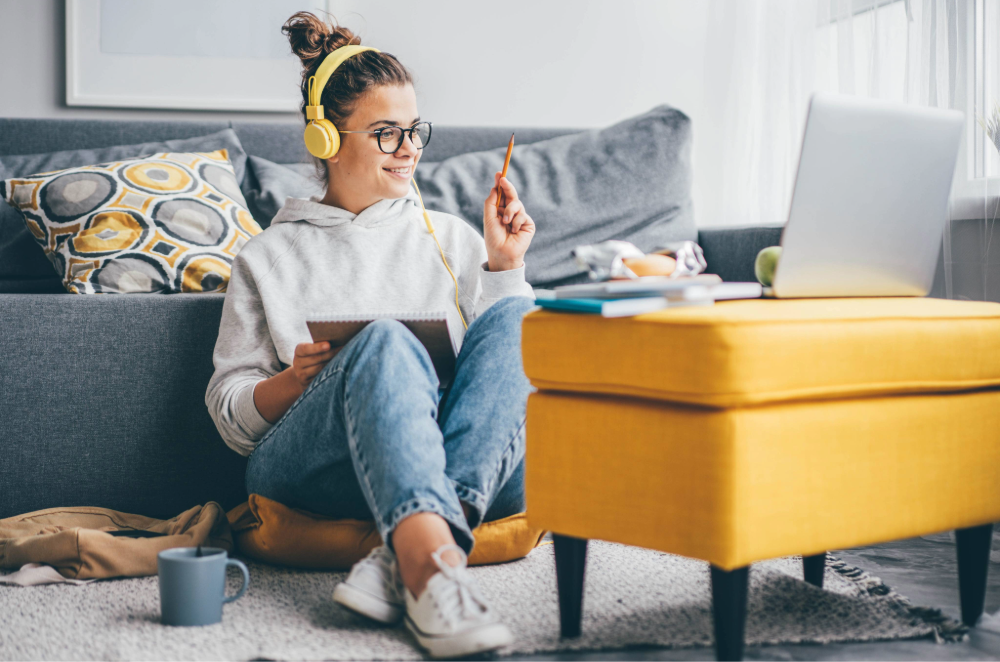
[410,178,469,330]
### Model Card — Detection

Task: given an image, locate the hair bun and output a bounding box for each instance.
[282,11,359,72]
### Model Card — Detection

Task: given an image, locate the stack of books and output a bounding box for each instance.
[533,274,762,317]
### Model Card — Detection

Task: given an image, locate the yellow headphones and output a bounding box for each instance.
[304,44,379,160]
[304,44,468,329]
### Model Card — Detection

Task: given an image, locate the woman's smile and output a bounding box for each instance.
[383,164,413,179]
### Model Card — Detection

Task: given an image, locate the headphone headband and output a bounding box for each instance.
[305,45,380,119]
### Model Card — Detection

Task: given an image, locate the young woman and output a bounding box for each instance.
[205,11,536,659]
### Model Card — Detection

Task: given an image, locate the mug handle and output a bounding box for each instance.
[223,559,250,604]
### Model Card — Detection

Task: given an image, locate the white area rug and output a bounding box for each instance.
[0,541,963,661]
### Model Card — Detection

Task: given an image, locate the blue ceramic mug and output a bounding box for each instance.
[157,547,249,626]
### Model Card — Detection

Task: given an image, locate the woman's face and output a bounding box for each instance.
[325,83,422,213]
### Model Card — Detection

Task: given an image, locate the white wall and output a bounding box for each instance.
[329,0,708,129]
[0,0,715,223]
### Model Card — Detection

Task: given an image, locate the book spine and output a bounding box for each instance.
[535,299,604,314]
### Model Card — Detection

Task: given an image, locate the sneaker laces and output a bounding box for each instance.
[429,544,490,627]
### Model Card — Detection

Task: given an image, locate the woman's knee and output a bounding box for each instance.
[357,318,411,344]
[340,318,437,382]
[347,319,426,362]
[470,296,535,335]
[490,295,537,319]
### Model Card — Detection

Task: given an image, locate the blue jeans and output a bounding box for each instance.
[245,296,536,553]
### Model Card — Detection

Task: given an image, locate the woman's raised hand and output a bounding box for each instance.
[483,172,535,272]
[291,341,340,390]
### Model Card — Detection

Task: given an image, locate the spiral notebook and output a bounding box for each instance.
[306,311,462,386]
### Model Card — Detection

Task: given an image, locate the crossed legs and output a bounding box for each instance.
[245,296,535,596]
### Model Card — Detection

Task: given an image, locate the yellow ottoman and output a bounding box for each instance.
[521,297,1000,661]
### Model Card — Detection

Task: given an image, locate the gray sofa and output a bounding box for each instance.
[0,117,782,521]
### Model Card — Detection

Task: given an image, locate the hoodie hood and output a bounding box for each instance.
[270,187,421,229]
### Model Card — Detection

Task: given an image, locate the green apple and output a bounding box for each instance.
[754,246,782,287]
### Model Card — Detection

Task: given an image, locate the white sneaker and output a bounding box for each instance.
[333,545,404,624]
[403,544,514,659]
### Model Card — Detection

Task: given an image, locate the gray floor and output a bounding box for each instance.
[511,531,1000,661]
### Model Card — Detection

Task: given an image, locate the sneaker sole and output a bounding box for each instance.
[404,615,513,659]
[333,582,403,624]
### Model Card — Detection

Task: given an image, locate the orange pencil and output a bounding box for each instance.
[497,133,515,222]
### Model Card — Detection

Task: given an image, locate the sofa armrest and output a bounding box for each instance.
[698,226,785,283]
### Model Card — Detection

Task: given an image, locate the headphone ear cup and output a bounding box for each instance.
[304,119,340,160]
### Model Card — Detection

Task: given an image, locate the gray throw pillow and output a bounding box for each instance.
[0,129,248,292]
[241,156,323,229]
[414,104,696,286]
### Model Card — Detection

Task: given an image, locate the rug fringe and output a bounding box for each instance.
[826,555,968,643]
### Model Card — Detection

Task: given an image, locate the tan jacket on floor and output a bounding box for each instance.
[0,502,232,580]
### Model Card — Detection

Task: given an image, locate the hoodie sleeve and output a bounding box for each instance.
[205,253,280,456]
[475,261,535,317]
[446,215,535,320]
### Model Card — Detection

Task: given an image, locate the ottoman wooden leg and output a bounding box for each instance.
[710,565,749,662]
[956,523,994,627]
[803,552,826,588]
[553,534,588,638]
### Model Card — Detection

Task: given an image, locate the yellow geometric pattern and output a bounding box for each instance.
[122,161,194,194]
[73,211,145,254]
[0,150,262,294]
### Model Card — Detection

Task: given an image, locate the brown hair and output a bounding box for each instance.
[282,12,413,180]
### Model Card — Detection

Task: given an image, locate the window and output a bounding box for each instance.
[814,0,1000,182]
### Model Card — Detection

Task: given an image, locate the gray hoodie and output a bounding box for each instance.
[204,191,534,456]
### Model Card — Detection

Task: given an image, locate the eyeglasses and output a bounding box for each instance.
[338,121,433,155]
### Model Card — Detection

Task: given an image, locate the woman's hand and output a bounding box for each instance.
[483,172,535,272]
[254,340,340,423]
[291,341,340,390]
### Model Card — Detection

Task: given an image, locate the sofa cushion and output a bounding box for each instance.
[2,149,262,294]
[226,494,546,570]
[414,104,697,287]
[238,107,696,286]
[240,156,322,228]
[522,297,1000,408]
[0,129,249,293]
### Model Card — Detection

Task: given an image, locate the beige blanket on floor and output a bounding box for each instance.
[0,502,232,580]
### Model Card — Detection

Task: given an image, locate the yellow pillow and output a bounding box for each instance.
[226,494,546,570]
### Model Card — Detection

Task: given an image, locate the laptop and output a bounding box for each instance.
[770,92,964,298]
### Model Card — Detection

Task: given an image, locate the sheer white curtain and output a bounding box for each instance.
[700,1,817,229]
[700,0,1000,300]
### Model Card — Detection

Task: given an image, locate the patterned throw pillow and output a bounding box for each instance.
[0,149,262,294]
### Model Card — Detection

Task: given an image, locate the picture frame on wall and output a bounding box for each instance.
[65,0,328,112]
